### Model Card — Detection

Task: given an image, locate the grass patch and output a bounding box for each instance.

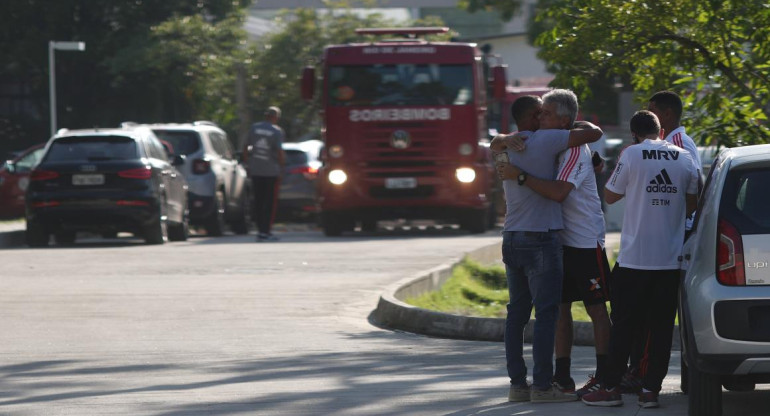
[406,257,613,322]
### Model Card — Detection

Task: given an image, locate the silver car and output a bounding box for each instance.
[127,122,251,236]
[679,144,770,416]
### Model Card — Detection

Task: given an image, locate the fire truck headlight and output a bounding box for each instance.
[328,169,348,185]
[458,143,473,156]
[328,145,344,158]
[455,167,476,183]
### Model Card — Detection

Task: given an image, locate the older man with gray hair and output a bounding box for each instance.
[491,89,603,403]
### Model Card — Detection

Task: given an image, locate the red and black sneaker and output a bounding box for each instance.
[638,390,659,408]
[576,374,601,398]
[582,387,623,407]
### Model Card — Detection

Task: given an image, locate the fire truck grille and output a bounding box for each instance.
[361,126,441,177]
[369,185,434,199]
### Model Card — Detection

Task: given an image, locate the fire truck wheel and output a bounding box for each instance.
[322,212,351,237]
[461,208,488,234]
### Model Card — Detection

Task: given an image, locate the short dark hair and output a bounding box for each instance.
[648,90,683,121]
[511,95,542,126]
[630,110,661,137]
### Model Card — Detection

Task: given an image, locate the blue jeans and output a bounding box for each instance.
[502,231,563,390]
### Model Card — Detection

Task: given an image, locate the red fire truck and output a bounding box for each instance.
[301,27,507,236]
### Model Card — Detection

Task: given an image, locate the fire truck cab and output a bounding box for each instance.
[302,27,507,236]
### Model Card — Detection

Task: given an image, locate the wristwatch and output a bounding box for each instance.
[517,171,528,186]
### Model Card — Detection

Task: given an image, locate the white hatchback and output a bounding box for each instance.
[679,144,770,416]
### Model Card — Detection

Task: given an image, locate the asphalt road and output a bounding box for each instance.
[1,228,768,415]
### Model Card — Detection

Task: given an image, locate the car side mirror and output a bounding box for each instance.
[4,160,15,173]
[171,154,186,166]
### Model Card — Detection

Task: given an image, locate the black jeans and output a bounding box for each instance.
[604,265,679,392]
[251,176,279,235]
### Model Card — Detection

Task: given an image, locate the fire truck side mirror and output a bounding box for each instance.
[491,65,507,100]
[301,66,316,101]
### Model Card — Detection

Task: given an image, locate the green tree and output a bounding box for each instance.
[0,0,249,149]
[458,0,525,20]
[533,0,770,146]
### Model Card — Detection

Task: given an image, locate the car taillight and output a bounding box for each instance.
[30,169,60,181]
[118,167,152,179]
[290,166,319,180]
[716,218,745,285]
[193,159,211,174]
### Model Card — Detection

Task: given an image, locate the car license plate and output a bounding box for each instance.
[385,177,417,189]
[72,174,105,186]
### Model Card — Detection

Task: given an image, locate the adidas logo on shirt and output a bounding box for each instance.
[646,169,678,193]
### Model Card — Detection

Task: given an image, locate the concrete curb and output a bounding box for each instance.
[372,241,680,348]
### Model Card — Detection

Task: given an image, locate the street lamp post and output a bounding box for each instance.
[49,41,85,137]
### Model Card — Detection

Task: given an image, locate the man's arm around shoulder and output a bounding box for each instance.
[568,121,603,148]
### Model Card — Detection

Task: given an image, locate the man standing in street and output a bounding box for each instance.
[582,110,698,408]
[499,114,612,399]
[491,89,602,403]
[243,106,285,242]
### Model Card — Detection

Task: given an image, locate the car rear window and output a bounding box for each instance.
[45,136,138,162]
[285,149,309,165]
[720,167,770,234]
[152,130,201,156]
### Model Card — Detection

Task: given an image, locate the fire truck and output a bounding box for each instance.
[301,27,508,236]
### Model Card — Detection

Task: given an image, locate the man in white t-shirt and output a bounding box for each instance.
[582,110,698,409]
[500,117,611,399]
[648,90,703,233]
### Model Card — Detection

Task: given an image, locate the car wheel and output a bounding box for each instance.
[25,221,49,247]
[205,190,226,236]
[168,210,189,242]
[461,208,488,234]
[361,219,377,233]
[229,188,251,235]
[688,363,722,416]
[144,201,168,245]
[54,230,76,245]
[322,212,350,237]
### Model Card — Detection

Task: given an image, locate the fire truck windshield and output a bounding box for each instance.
[327,64,473,107]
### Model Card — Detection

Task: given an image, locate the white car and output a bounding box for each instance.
[679,144,770,416]
[125,121,251,236]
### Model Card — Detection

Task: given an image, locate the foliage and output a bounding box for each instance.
[458,0,525,21]
[0,0,249,148]
[533,0,770,147]
[406,259,510,318]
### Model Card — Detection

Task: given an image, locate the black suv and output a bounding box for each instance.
[25,128,189,246]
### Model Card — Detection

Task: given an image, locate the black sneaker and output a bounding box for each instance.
[256,233,279,242]
[619,368,643,394]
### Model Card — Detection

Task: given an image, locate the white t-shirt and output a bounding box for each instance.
[665,126,701,230]
[556,145,606,248]
[606,139,698,270]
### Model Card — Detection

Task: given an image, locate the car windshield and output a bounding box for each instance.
[151,130,201,156]
[285,150,309,166]
[721,167,770,233]
[327,64,474,107]
[45,136,138,162]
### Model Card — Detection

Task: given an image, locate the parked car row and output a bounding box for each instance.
[11,122,323,247]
